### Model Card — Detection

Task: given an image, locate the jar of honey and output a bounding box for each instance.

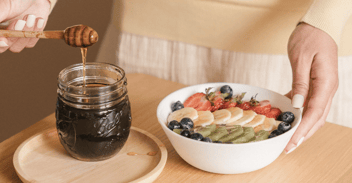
[56,63,131,161]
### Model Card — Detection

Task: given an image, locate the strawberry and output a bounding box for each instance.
[183,93,212,111]
[210,96,225,111]
[220,99,237,109]
[221,92,244,110]
[265,108,282,119]
[204,89,226,112]
[196,96,212,111]
[238,102,251,110]
[250,98,271,115]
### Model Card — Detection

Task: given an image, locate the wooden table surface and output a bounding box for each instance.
[1,73,352,183]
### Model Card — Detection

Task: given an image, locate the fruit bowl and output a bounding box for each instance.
[156,83,302,174]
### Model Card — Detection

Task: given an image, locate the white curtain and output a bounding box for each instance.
[117,32,352,128]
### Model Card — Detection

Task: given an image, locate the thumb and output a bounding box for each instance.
[290,58,310,108]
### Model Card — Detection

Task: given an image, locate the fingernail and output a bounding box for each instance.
[0,41,8,47]
[26,15,36,28]
[297,137,304,147]
[37,19,44,29]
[15,20,26,30]
[292,94,304,108]
[286,146,296,154]
[286,137,304,154]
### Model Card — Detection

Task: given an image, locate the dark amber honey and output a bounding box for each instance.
[56,64,132,161]
[56,87,131,161]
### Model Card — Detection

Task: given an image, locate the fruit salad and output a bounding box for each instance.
[167,85,295,143]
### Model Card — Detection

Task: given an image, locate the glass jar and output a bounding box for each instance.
[55,63,131,161]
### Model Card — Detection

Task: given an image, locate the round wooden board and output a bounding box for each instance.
[13,127,167,183]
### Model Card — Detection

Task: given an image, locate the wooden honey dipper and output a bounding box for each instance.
[0,24,98,47]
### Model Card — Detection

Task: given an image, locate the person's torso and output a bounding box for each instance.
[115,0,352,55]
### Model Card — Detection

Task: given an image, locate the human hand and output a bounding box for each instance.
[0,0,51,53]
[285,22,338,154]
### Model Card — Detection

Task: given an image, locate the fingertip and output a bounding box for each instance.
[26,40,38,48]
[36,18,45,29]
[0,40,9,47]
[285,136,305,154]
[0,37,9,53]
[15,20,26,31]
[285,146,296,155]
[292,94,305,108]
[9,46,25,53]
[26,15,36,28]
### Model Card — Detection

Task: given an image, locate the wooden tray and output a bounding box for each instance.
[13,127,167,183]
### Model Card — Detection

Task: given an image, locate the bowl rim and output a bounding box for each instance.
[157,82,302,146]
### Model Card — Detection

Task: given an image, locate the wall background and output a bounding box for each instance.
[0,0,115,142]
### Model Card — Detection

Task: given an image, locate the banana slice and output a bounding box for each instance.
[262,117,276,131]
[167,107,198,123]
[212,109,232,124]
[273,120,281,130]
[226,107,243,123]
[193,111,214,127]
[227,110,257,126]
[253,125,264,133]
[243,114,265,128]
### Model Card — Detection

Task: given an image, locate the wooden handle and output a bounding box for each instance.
[0,30,64,39]
[0,24,98,47]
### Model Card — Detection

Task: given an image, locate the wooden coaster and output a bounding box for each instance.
[13,127,167,183]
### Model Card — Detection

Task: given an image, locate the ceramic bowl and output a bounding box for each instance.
[157,83,302,174]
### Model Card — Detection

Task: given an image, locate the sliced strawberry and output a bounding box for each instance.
[252,100,271,115]
[220,98,237,109]
[206,91,225,112]
[265,108,282,119]
[183,93,212,111]
[238,102,251,110]
[210,97,224,111]
[195,96,212,111]
[184,93,205,108]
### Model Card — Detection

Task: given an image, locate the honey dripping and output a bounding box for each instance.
[81,47,88,87]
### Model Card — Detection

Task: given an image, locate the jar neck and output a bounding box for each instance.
[57,63,128,109]
[58,92,128,110]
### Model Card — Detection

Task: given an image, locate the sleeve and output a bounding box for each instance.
[300,0,352,45]
[48,0,58,13]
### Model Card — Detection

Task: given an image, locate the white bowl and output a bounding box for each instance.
[157,83,302,174]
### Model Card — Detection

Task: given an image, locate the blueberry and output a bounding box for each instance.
[268,129,283,138]
[180,117,194,129]
[180,130,191,138]
[278,112,295,124]
[278,122,291,133]
[202,137,212,142]
[190,133,204,141]
[168,120,181,130]
[171,101,184,112]
[220,85,233,99]
[213,141,223,143]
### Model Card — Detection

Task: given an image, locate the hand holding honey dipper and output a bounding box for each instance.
[0,0,52,53]
[0,0,98,52]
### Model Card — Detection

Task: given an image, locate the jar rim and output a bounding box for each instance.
[57,62,126,89]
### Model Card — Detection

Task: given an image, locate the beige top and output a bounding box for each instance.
[48,0,352,54]
[48,0,57,13]
[113,0,352,55]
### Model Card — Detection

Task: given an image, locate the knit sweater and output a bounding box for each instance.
[48,0,352,55]
[115,0,352,55]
